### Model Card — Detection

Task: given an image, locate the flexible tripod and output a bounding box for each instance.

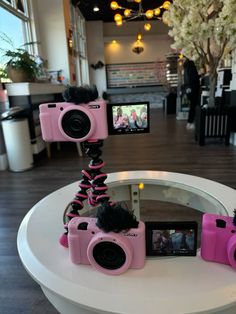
[60,140,110,247]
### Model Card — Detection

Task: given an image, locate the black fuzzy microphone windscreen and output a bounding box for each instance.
[63,85,98,104]
[96,202,139,233]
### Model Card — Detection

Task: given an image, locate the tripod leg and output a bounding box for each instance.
[76,142,83,157]
[59,140,111,247]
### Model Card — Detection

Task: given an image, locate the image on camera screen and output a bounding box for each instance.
[145,222,198,256]
[108,102,150,135]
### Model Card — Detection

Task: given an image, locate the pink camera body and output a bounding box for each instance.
[68,217,146,275]
[201,213,236,269]
[39,101,108,142]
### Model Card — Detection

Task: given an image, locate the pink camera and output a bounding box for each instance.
[201,213,236,269]
[68,217,146,275]
[39,101,108,142]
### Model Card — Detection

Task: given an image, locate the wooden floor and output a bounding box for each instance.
[1,108,236,314]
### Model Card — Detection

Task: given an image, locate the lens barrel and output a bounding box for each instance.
[61,109,91,139]
[92,241,126,270]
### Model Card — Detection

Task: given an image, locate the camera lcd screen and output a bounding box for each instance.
[145,221,198,256]
[107,102,150,135]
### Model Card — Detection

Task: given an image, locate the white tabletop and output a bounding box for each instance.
[17,171,236,314]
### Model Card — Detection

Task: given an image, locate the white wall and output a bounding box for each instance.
[104,34,172,64]
[33,0,70,82]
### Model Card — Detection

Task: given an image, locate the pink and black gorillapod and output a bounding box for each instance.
[59,140,110,247]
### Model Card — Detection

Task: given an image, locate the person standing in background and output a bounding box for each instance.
[183,58,200,130]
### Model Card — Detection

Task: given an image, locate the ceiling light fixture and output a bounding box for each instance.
[93,5,100,12]
[132,32,144,54]
[110,0,171,31]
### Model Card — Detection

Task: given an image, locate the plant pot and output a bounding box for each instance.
[6,67,35,83]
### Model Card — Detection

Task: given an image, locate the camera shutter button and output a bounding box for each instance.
[216,219,226,228]
[77,222,88,230]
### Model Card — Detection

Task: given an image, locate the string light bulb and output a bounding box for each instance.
[138,182,145,190]
[145,10,154,19]
[116,20,123,26]
[124,9,131,17]
[110,1,119,10]
[144,23,151,31]
[137,33,142,40]
[111,1,170,29]
[114,13,122,22]
[163,1,171,10]
[154,8,161,16]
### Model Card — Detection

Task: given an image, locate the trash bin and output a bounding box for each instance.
[0,125,8,170]
[1,107,33,172]
[0,89,9,170]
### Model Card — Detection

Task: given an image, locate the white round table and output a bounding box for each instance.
[17,171,236,314]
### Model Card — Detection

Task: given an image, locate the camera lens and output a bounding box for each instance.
[61,110,91,139]
[93,242,126,270]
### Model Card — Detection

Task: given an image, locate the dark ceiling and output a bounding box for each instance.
[73,0,167,22]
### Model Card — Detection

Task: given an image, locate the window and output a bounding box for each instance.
[0,0,35,82]
[1,0,28,17]
[71,6,89,85]
[0,0,31,48]
[0,7,25,48]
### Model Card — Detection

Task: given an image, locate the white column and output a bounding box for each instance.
[86,21,107,97]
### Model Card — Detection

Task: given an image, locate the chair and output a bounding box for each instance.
[46,142,83,158]
[195,106,230,146]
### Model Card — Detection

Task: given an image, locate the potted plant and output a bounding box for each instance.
[0,33,40,83]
